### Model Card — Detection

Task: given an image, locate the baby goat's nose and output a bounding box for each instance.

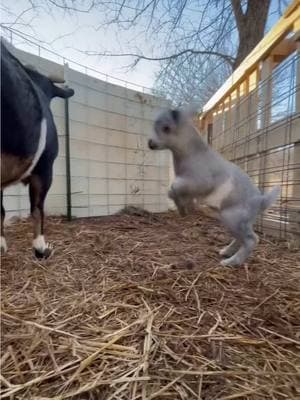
[148,139,157,150]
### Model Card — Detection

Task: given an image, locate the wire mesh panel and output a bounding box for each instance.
[67,68,171,217]
[208,48,300,242]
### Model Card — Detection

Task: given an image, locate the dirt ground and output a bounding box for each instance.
[1,211,300,399]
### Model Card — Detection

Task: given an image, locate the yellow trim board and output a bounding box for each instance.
[202,0,300,115]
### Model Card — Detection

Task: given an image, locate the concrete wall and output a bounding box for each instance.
[3,47,171,219]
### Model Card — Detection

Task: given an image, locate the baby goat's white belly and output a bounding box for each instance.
[203,178,233,209]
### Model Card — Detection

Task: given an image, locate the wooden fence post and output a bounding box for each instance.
[291,37,300,245]
[258,57,274,192]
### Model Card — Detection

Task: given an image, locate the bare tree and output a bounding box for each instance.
[5,0,288,69]
[154,55,232,107]
[38,0,287,104]
[1,0,289,105]
[231,0,270,69]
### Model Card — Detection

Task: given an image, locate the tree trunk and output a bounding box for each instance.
[231,0,271,69]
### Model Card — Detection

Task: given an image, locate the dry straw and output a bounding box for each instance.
[1,210,299,399]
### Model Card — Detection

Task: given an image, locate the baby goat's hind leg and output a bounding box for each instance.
[219,239,240,257]
[220,208,258,266]
[221,230,258,267]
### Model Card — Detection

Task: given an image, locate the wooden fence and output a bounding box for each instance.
[199,1,300,244]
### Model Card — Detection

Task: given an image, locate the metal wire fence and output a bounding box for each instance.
[209,51,300,241]
[0,25,160,95]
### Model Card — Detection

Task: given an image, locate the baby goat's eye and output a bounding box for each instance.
[162,125,171,134]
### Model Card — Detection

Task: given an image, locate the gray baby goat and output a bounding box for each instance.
[148,108,280,267]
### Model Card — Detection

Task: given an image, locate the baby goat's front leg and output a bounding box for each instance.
[168,189,191,216]
[168,177,197,216]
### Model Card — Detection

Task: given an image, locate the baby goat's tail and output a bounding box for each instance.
[260,186,281,212]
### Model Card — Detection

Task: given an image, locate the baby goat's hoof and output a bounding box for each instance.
[178,207,188,217]
[219,240,240,258]
[219,247,230,257]
[220,256,241,267]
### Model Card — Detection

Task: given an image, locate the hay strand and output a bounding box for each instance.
[1,213,299,399]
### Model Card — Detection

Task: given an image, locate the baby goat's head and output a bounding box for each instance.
[148,109,184,151]
[148,108,197,152]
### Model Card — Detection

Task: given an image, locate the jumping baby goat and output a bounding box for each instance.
[148,108,280,267]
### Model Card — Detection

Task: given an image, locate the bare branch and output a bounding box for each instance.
[2,0,284,106]
[82,48,235,67]
[10,6,35,26]
[46,0,96,13]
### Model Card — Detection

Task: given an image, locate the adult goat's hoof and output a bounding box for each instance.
[34,242,53,259]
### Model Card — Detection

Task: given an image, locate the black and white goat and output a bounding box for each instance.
[1,40,74,258]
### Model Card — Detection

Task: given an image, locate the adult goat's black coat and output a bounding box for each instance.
[1,39,74,257]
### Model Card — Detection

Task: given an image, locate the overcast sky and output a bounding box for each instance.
[0,0,286,90]
[1,0,161,90]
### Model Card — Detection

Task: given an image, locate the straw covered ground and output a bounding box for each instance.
[1,210,300,399]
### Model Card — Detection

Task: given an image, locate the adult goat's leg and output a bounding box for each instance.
[29,174,52,258]
[1,191,7,253]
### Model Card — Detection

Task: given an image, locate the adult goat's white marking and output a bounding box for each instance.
[0,236,8,253]
[20,118,47,181]
[204,178,233,209]
[33,235,47,252]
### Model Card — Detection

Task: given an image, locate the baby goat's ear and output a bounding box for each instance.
[170,109,180,123]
